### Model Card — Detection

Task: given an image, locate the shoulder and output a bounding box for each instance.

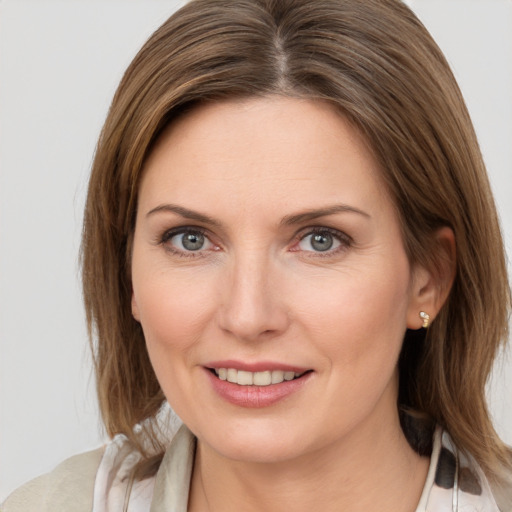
[420,427,512,512]
[491,473,512,512]
[1,447,104,512]
[2,413,185,512]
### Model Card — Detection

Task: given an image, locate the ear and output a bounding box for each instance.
[406,227,456,329]
[131,290,141,322]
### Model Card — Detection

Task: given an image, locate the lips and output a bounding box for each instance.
[204,361,313,408]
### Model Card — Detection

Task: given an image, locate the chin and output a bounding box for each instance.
[194,419,316,464]
[214,439,307,464]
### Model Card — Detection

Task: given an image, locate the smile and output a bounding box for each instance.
[206,365,313,408]
[213,368,305,386]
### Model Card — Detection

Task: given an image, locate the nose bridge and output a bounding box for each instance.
[218,246,288,341]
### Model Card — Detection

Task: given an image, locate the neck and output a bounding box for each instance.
[188,411,429,512]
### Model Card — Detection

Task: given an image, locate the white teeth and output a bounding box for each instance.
[253,371,271,386]
[271,370,284,384]
[237,370,253,385]
[213,368,304,386]
[227,368,238,384]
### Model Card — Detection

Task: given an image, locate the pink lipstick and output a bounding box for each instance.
[204,361,313,408]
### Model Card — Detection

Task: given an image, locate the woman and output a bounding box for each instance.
[3,0,511,510]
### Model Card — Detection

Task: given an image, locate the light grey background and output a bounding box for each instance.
[1,0,511,501]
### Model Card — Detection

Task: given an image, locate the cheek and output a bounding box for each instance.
[293,258,411,369]
[131,259,217,357]
[132,267,219,410]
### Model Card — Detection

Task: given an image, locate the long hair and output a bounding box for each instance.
[81,0,511,482]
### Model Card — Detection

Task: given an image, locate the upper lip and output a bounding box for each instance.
[205,360,311,373]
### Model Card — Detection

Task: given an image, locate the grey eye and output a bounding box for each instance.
[171,231,208,251]
[310,233,334,251]
[298,231,342,252]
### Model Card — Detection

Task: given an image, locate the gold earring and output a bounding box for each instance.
[419,311,430,329]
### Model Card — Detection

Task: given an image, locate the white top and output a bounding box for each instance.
[92,424,505,512]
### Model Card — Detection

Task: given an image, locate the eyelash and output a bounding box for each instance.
[292,227,352,257]
[159,227,213,259]
[158,226,352,259]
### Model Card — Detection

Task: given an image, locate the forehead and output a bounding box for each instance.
[138,96,391,219]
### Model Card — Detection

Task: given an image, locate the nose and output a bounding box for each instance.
[217,252,290,342]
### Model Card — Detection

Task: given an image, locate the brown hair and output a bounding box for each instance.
[82,0,511,482]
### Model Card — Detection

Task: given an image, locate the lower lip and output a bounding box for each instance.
[205,369,312,408]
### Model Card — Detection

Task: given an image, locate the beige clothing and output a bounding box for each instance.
[1,447,103,511]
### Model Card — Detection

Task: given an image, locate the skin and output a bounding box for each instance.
[131,97,451,511]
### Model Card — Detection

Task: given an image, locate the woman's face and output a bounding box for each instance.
[131,97,427,463]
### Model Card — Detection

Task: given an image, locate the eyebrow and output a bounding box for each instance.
[280,204,371,226]
[146,203,370,227]
[146,204,222,227]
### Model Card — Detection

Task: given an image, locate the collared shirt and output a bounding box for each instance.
[92,425,505,512]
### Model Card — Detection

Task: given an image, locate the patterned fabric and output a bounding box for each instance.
[416,427,502,511]
[91,423,508,511]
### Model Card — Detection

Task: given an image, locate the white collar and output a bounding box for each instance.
[150,425,195,512]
